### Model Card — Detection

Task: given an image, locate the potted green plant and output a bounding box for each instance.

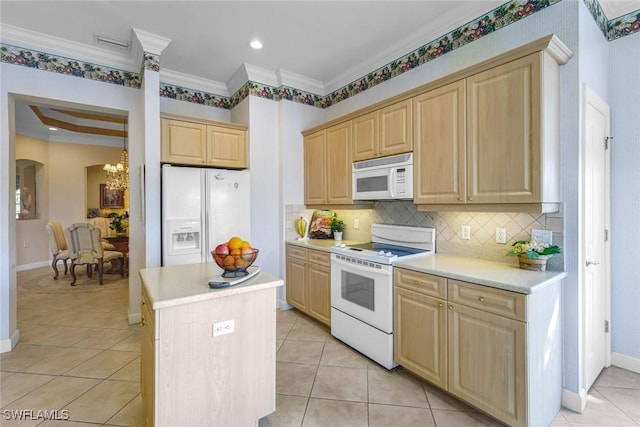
[330,217,345,241]
[507,239,561,271]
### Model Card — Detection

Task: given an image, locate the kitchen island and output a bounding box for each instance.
[139,262,283,427]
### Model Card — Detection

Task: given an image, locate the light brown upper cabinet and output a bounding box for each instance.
[413,80,466,205]
[415,45,569,213]
[352,99,412,161]
[304,121,353,206]
[161,116,248,169]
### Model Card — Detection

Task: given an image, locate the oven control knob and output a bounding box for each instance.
[378,250,386,256]
[386,252,394,257]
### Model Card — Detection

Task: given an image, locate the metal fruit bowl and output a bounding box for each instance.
[211,249,259,278]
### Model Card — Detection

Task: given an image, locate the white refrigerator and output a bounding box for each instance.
[161,164,251,266]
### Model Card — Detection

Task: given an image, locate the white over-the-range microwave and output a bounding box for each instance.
[352,153,413,200]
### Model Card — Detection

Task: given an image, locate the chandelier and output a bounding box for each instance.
[104,119,129,192]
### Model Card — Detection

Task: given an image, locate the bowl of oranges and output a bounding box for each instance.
[211,236,259,278]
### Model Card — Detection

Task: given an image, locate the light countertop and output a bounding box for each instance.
[140,262,283,309]
[286,238,366,252]
[393,254,566,295]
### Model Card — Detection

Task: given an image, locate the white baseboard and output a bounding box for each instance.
[562,387,587,414]
[278,299,293,310]
[16,261,49,272]
[0,329,20,353]
[612,352,640,374]
[128,311,141,325]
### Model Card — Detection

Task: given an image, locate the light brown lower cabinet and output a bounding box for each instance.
[285,244,331,326]
[394,268,562,427]
[140,285,276,426]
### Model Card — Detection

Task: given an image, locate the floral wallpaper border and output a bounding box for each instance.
[2,0,638,109]
[0,43,141,88]
[143,52,160,72]
[583,0,640,40]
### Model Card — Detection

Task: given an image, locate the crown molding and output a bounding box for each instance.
[226,64,250,96]
[227,63,281,96]
[0,24,138,72]
[132,28,172,56]
[244,63,279,88]
[277,69,324,96]
[161,68,229,96]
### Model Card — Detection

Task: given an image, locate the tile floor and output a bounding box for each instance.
[2,266,640,426]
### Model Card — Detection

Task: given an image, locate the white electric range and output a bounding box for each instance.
[330,224,436,369]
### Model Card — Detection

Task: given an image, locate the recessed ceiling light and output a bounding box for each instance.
[250,40,263,50]
[48,127,58,131]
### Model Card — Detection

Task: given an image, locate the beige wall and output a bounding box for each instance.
[15,135,123,268]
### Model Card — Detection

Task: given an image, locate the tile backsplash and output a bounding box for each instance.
[285,201,564,270]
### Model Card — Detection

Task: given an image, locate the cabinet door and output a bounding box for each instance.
[352,111,379,161]
[286,254,308,311]
[394,287,447,388]
[161,119,207,165]
[413,81,466,204]
[307,262,331,326]
[379,99,412,157]
[205,126,248,169]
[304,130,327,205]
[326,121,353,204]
[448,303,526,427]
[466,53,541,204]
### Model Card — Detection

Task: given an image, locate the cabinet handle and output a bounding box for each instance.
[468,197,473,201]
[458,198,463,201]
[413,280,419,286]
[141,300,145,306]
[448,304,454,310]
[438,302,444,308]
[478,296,485,302]
[141,316,147,326]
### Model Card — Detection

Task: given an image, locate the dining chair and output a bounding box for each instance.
[45,220,70,280]
[64,222,125,286]
[88,217,116,250]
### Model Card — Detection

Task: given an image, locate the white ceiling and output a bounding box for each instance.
[2,0,639,144]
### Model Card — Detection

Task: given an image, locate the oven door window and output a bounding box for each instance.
[341,270,374,311]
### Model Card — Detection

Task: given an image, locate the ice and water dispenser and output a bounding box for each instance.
[166,219,201,255]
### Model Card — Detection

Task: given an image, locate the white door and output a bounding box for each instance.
[205,169,251,255]
[583,86,610,391]
[161,165,204,266]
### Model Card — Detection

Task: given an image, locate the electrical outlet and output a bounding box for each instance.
[213,320,234,337]
[461,225,471,240]
[531,229,553,245]
[496,228,507,244]
[353,219,359,229]
[23,241,29,248]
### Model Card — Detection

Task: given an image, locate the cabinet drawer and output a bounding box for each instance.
[286,245,307,260]
[308,249,331,267]
[448,280,526,321]
[395,268,447,299]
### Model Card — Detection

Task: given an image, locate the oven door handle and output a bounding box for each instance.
[331,256,392,276]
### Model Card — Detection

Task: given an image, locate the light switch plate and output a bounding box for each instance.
[461,225,471,240]
[531,229,553,245]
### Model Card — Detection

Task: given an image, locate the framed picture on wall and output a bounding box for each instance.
[100,184,124,208]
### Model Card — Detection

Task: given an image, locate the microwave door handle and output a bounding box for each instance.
[389,169,397,198]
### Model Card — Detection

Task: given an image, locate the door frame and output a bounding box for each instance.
[581,84,611,395]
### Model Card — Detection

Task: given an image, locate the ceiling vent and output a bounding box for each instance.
[94,33,131,50]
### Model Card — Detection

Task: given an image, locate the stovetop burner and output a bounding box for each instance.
[331,224,436,265]
[337,242,427,258]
